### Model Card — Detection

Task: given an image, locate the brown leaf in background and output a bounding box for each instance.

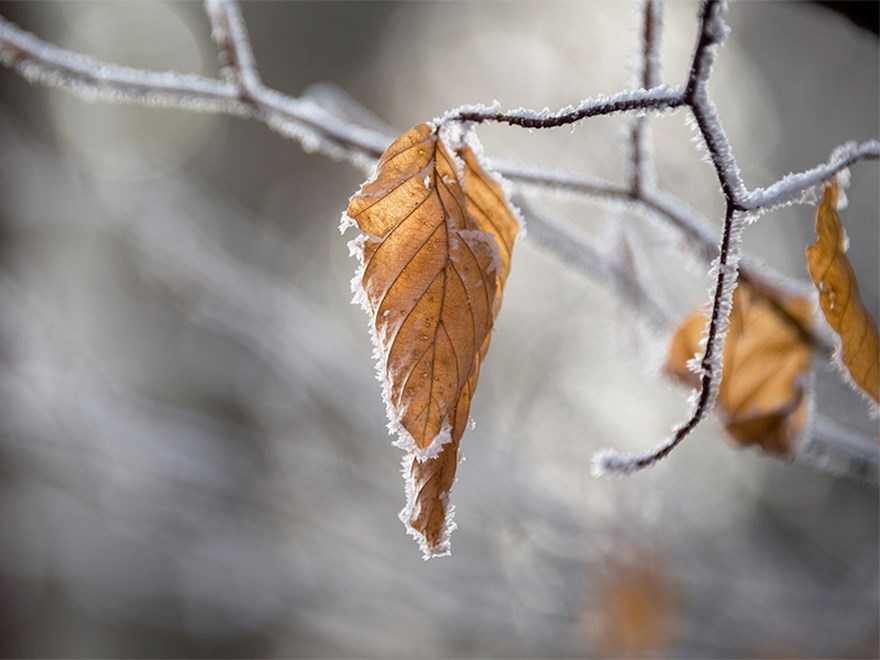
[588,553,680,658]
[665,284,815,456]
[806,183,880,408]
[346,124,519,556]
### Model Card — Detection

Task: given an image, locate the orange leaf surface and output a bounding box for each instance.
[345,123,520,557]
[806,183,880,407]
[588,554,680,657]
[665,284,815,456]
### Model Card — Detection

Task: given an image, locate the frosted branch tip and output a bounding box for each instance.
[591,449,642,477]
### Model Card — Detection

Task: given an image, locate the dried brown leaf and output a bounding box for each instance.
[665,284,815,456]
[345,124,519,557]
[806,183,880,408]
[588,553,680,658]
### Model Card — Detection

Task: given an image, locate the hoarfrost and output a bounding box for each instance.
[431,99,501,129]
[517,86,680,128]
[742,140,878,212]
[687,91,747,203]
[338,212,358,235]
[437,121,467,180]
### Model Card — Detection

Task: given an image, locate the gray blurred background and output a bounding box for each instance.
[0,1,877,657]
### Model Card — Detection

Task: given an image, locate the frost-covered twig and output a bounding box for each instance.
[743,140,880,211]
[638,0,663,94]
[0,14,249,112]
[509,165,828,351]
[451,86,685,128]
[683,0,747,205]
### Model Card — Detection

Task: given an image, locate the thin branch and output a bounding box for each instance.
[497,160,720,262]
[684,0,726,100]
[0,15,248,112]
[684,0,748,206]
[0,14,389,167]
[743,140,880,211]
[629,0,663,195]
[451,85,685,129]
[204,0,262,95]
[639,0,663,90]
[505,164,821,312]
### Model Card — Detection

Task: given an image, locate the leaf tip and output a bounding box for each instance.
[398,453,457,560]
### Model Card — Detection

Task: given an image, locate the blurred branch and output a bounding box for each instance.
[628,0,663,196]
[801,415,879,483]
[0,12,388,170]
[513,195,676,331]
[204,0,260,94]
